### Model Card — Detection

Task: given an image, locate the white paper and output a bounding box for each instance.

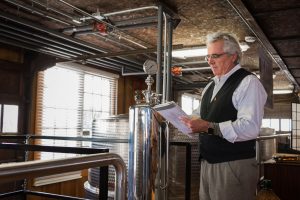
[153,101,195,138]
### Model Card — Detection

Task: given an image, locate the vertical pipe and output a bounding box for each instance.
[0,104,3,132]
[165,123,170,200]
[166,19,173,101]
[156,4,163,95]
[185,143,191,200]
[256,140,262,180]
[162,13,168,103]
[127,108,135,200]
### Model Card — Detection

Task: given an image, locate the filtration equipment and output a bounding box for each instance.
[128,59,167,199]
[128,104,162,199]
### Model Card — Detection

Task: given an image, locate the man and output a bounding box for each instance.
[181,32,267,200]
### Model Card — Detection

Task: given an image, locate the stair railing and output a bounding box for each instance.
[0,153,126,200]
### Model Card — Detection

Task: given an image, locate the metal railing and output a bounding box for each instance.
[0,153,127,200]
[0,134,128,199]
[0,134,129,143]
[1,134,194,199]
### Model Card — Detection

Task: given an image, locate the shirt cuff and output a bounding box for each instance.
[219,120,238,143]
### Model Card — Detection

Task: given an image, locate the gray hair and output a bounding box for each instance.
[206,32,242,64]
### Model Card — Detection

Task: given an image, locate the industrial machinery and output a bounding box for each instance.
[85,59,200,199]
[128,59,200,200]
[128,59,166,199]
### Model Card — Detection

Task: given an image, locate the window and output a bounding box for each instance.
[33,64,118,185]
[181,93,200,115]
[262,118,291,132]
[292,103,300,151]
[0,104,19,133]
[35,64,118,160]
[281,119,291,131]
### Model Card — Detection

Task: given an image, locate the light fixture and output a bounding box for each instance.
[72,19,82,24]
[255,74,277,79]
[245,36,256,43]
[172,43,250,59]
[239,42,250,51]
[172,46,207,59]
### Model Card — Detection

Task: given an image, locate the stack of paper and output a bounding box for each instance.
[153,101,195,138]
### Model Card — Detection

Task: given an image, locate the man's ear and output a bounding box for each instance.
[232,53,238,64]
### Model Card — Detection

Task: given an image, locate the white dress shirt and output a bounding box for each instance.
[198,64,267,143]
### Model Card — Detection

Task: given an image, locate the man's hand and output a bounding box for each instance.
[180,116,209,133]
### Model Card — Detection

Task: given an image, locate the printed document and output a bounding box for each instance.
[153,101,195,138]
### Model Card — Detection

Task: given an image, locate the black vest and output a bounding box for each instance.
[200,68,256,163]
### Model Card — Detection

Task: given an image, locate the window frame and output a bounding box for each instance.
[33,63,118,185]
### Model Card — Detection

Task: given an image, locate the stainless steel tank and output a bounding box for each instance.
[128,104,166,200]
[84,114,129,199]
[258,128,276,162]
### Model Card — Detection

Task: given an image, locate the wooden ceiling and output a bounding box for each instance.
[0,0,299,93]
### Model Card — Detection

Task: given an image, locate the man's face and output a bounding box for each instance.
[206,40,237,77]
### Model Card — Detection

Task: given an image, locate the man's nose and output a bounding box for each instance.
[207,58,214,65]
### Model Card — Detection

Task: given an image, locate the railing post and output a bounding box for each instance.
[99,166,109,200]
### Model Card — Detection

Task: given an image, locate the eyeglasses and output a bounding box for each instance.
[205,53,227,61]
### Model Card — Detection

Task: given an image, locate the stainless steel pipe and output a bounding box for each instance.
[0,153,127,200]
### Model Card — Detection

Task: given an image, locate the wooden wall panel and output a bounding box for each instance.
[117,76,147,114]
[27,175,88,200]
[0,60,24,105]
[0,46,23,64]
[264,163,300,200]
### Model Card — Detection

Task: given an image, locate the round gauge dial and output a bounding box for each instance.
[143,59,158,75]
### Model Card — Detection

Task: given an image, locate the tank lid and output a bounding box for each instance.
[259,128,275,136]
[96,114,129,120]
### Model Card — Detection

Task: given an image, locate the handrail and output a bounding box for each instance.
[256,133,290,141]
[0,134,129,143]
[0,143,109,154]
[0,153,127,200]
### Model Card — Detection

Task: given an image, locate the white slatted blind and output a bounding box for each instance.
[0,104,19,133]
[35,64,118,160]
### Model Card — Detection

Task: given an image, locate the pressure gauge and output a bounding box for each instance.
[143,59,158,75]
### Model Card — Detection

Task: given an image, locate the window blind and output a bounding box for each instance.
[0,104,19,133]
[35,65,118,160]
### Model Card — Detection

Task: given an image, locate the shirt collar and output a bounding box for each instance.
[212,64,241,84]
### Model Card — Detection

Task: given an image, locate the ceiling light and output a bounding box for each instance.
[172,43,251,59]
[72,19,82,24]
[245,36,256,43]
[273,89,293,94]
[239,42,250,51]
[172,46,207,59]
[255,74,276,79]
